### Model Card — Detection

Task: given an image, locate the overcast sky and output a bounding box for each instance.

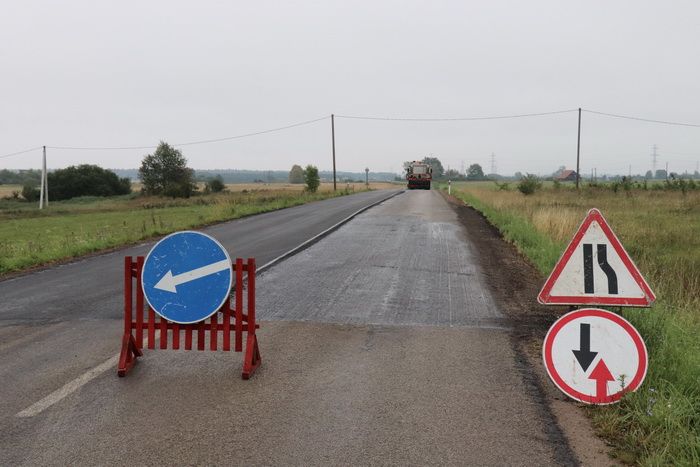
[2,1,700,176]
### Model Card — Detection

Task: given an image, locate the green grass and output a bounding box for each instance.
[443,181,700,466]
[0,188,361,275]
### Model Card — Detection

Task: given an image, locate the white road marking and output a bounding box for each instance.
[16,332,160,418]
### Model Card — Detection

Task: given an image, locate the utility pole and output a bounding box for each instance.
[666,162,669,180]
[331,114,337,191]
[490,152,496,175]
[39,146,48,209]
[365,167,369,187]
[576,108,581,190]
[652,144,658,173]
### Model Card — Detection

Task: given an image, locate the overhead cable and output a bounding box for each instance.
[46,115,330,151]
[0,146,42,159]
[334,109,578,121]
[584,109,700,128]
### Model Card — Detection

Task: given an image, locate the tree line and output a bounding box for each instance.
[8,141,323,202]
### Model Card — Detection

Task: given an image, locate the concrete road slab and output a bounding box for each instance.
[1,322,566,466]
[257,190,505,328]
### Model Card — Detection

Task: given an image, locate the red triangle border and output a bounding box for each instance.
[537,208,655,307]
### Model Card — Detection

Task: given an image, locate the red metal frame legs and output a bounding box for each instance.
[242,334,261,380]
[118,333,142,377]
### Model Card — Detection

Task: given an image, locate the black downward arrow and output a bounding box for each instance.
[572,323,597,372]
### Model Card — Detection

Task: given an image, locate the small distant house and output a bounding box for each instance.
[556,170,578,182]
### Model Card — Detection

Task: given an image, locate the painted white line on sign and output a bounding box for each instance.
[16,332,160,418]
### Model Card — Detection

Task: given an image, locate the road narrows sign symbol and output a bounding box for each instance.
[537,208,655,307]
[142,231,233,324]
[543,308,648,405]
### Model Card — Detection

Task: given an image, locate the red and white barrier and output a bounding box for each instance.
[118,256,261,379]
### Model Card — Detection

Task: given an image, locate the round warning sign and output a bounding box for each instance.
[142,231,232,324]
[543,308,648,405]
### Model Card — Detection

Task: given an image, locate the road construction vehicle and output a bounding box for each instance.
[405,161,432,189]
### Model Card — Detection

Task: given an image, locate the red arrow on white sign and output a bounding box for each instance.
[543,308,648,405]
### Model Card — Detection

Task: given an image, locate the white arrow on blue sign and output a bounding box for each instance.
[141,231,233,324]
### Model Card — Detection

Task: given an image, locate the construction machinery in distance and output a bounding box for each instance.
[405,161,432,190]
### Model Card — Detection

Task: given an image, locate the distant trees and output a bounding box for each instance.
[654,169,668,180]
[204,176,225,193]
[139,142,196,198]
[46,165,131,201]
[304,165,320,193]
[444,169,461,179]
[0,169,41,186]
[466,164,486,180]
[289,164,305,184]
[645,170,653,179]
[422,157,444,177]
[514,171,523,180]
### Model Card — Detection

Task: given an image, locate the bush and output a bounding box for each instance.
[22,184,40,202]
[47,164,131,201]
[517,174,542,195]
[204,177,225,193]
[304,165,320,193]
[139,142,197,198]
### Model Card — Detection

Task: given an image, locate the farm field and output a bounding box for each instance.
[0,183,385,275]
[444,181,700,465]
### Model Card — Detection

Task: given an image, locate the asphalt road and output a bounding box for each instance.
[0,189,399,323]
[257,190,506,328]
[0,188,577,466]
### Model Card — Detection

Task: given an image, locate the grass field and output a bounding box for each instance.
[443,181,699,465]
[0,182,392,275]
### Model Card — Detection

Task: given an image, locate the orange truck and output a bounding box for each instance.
[405,161,432,190]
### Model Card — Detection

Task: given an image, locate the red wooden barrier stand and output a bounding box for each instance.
[118,256,261,379]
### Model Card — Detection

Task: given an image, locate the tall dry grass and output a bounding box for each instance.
[448,181,700,465]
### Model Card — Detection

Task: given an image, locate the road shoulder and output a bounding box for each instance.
[441,190,618,466]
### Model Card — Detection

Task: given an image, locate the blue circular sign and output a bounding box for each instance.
[141,231,233,324]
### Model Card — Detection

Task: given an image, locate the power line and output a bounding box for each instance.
[334,109,578,121]
[584,109,700,128]
[46,115,330,151]
[173,115,329,147]
[0,146,42,159]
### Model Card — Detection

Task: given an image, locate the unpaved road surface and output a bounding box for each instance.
[0,189,611,465]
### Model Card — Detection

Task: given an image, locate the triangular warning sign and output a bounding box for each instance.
[538,208,655,307]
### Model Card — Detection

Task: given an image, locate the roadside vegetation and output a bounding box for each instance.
[0,140,398,275]
[0,185,366,275]
[443,181,699,465]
